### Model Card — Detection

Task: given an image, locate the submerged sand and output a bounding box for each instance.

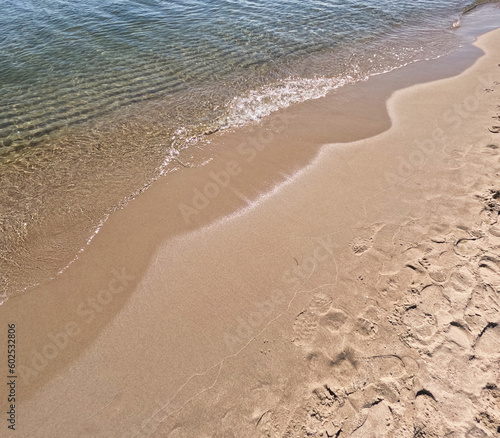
[1,26,500,438]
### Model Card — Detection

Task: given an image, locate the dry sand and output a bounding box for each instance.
[1,26,500,438]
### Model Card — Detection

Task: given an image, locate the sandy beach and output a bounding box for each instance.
[1,19,500,438]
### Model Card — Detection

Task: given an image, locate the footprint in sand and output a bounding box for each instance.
[392,283,445,347]
[454,236,483,258]
[303,348,362,391]
[428,268,448,283]
[465,286,500,331]
[412,390,448,437]
[328,349,364,388]
[308,291,333,315]
[448,266,476,293]
[293,291,336,347]
[474,323,500,356]
[444,322,472,349]
[415,256,448,283]
[353,316,378,339]
[443,267,477,314]
[488,223,500,238]
[362,354,407,381]
[401,305,439,343]
[350,236,373,256]
[349,401,394,438]
[320,309,349,333]
[318,304,378,342]
[293,310,319,347]
[478,255,500,291]
[419,284,448,315]
[349,225,384,257]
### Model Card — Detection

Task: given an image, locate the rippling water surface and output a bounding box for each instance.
[0,0,498,298]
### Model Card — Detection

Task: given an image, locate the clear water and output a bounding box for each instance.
[3,0,495,154]
[0,0,498,298]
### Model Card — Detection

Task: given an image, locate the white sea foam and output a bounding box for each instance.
[221,75,357,128]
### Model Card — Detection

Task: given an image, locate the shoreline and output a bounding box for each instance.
[1,14,500,438]
[4,4,500,300]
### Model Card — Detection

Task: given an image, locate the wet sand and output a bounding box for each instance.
[1,23,500,438]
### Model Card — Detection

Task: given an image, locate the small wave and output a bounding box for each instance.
[220,75,357,128]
